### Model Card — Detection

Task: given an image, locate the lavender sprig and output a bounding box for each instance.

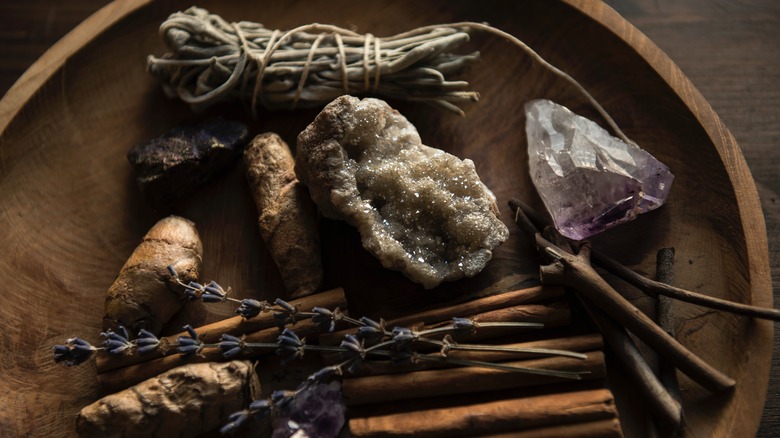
[53,338,97,366]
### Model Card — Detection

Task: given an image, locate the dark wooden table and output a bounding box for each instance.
[1,0,777,436]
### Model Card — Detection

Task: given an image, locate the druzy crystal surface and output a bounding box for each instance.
[526,99,673,240]
[296,96,509,289]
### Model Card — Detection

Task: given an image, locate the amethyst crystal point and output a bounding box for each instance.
[525,99,673,240]
[272,381,346,438]
[127,117,249,207]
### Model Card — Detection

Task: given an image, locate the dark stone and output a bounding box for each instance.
[127,117,249,207]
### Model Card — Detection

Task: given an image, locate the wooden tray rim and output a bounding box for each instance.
[0,0,772,435]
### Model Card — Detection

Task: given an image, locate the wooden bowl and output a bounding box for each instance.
[0,0,771,437]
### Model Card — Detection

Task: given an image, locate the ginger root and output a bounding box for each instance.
[77,361,260,438]
[103,216,202,335]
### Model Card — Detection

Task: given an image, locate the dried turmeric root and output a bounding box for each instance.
[103,216,202,335]
[76,361,261,438]
[244,133,323,298]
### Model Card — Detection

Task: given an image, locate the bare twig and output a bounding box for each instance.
[508,198,780,322]
[592,250,780,321]
[538,226,682,431]
[580,299,682,432]
[509,200,735,392]
[655,247,684,437]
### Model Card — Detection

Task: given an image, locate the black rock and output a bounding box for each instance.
[127,117,249,207]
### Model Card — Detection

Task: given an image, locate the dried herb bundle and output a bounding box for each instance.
[147,7,480,115]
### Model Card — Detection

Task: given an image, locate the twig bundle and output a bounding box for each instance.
[147,7,480,115]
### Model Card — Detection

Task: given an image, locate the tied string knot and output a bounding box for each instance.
[232,22,384,115]
[362,33,383,94]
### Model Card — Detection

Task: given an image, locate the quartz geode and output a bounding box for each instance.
[526,99,674,240]
[296,96,508,289]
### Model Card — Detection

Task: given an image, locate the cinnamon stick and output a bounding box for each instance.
[348,388,619,437]
[341,350,604,406]
[388,285,564,328]
[320,297,570,347]
[96,287,346,373]
[344,333,602,376]
[476,418,623,438]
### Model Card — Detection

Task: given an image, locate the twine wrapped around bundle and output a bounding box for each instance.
[147,7,481,116]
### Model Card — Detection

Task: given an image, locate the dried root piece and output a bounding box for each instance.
[77,361,260,438]
[103,216,202,335]
[296,95,508,288]
[244,133,323,298]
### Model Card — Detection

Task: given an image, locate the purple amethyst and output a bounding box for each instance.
[525,99,673,240]
[272,381,345,438]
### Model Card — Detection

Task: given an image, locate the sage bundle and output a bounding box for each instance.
[147,7,480,115]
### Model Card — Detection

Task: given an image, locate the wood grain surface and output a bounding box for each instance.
[0,0,777,437]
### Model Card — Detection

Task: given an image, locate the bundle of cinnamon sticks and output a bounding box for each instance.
[95,272,626,438]
[318,284,623,437]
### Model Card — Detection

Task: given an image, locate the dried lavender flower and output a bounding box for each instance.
[53,338,96,366]
[275,298,297,313]
[220,410,251,435]
[177,325,203,356]
[306,366,341,386]
[202,281,227,302]
[271,390,296,411]
[249,399,272,420]
[452,317,478,333]
[236,299,264,319]
[340,334,365,356]
[276,329,305,365]
[101,327,134,355]
[311,307,337,332]
[359,317,383,330]
[273,298,300,326]
[219,334,245,359]
[356,325,384,341]
[136,329,161,355]
[391,327,417,346]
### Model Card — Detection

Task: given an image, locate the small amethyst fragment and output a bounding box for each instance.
[272,381,346,438]
[526,99,673,240]
[127,117,249,207]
